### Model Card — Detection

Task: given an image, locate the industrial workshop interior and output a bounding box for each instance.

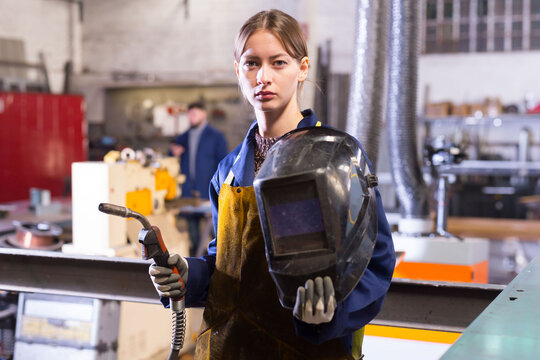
[2,0,540,359]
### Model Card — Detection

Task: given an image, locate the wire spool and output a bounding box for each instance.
[8,221,64,250]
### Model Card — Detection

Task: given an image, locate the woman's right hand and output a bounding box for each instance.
[148,253,189,298]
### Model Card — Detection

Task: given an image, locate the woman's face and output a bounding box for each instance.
[235,30,308,114]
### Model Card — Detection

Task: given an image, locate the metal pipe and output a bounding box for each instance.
[518,127,532,162]
[98,202,152,229]
[435,176,449,234]
[0,304,16,319]
[434,175,461,239]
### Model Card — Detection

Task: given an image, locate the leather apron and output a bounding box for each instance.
[194,182,354,360]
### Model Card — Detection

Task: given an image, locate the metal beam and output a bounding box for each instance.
[0,248,160,304]
[373,278,504,332]
[0,248,504,331]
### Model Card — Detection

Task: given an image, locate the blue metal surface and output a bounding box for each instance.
[441,254,540,359]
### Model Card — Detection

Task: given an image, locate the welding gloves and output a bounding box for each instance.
[293,276,337,325]
[148,253,189,298]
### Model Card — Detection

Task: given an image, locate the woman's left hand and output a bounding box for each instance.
[293,276,336,324]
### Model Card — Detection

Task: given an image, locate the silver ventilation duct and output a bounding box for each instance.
[346,0,390,169]
[386,0,431,233]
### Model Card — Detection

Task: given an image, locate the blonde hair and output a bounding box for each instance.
[234,9,308,63]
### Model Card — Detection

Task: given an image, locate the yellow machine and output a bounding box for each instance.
[65,149,184,256]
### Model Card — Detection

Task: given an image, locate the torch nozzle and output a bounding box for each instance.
[98,203,152,230]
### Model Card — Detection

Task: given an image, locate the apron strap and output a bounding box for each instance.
[351,326,365,359]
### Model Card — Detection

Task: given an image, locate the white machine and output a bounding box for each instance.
[14,151,197,360]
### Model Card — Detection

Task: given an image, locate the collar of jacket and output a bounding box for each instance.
[230,109,320,187]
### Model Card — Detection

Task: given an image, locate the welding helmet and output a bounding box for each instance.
[254,126,378,309]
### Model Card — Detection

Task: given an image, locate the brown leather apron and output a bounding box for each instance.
[194,182,353,360]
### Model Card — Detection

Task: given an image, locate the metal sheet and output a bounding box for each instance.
[441,254,540,359]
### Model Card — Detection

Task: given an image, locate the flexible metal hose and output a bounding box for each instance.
[386,0,431,233]
[346,0,390,169]
[168,298,186,360]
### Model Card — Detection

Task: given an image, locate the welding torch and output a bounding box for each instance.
[98,203,185,360]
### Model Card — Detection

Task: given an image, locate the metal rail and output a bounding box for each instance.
[436,160,540,176]
[373,278,504,332]
[0,248,159,304]
[0,248,504,331]
[0,60,45,69]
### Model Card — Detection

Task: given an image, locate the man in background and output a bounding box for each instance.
[170,101,228,255]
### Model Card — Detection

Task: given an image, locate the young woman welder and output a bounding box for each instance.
[149,9,395,360]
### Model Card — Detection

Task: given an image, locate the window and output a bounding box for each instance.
[423,0,540,53]
[531,0,540,49]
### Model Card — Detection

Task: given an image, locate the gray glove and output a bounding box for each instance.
[293,276,336,325]
[148,253,188,298]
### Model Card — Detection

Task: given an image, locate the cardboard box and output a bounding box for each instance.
[425,102,453,118]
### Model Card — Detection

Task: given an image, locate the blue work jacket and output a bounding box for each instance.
[172,124,228,200]
[184,109,396,353]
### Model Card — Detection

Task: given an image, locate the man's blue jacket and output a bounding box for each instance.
[172,124,228,199]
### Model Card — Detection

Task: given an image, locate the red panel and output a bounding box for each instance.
[0,92,87,203]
